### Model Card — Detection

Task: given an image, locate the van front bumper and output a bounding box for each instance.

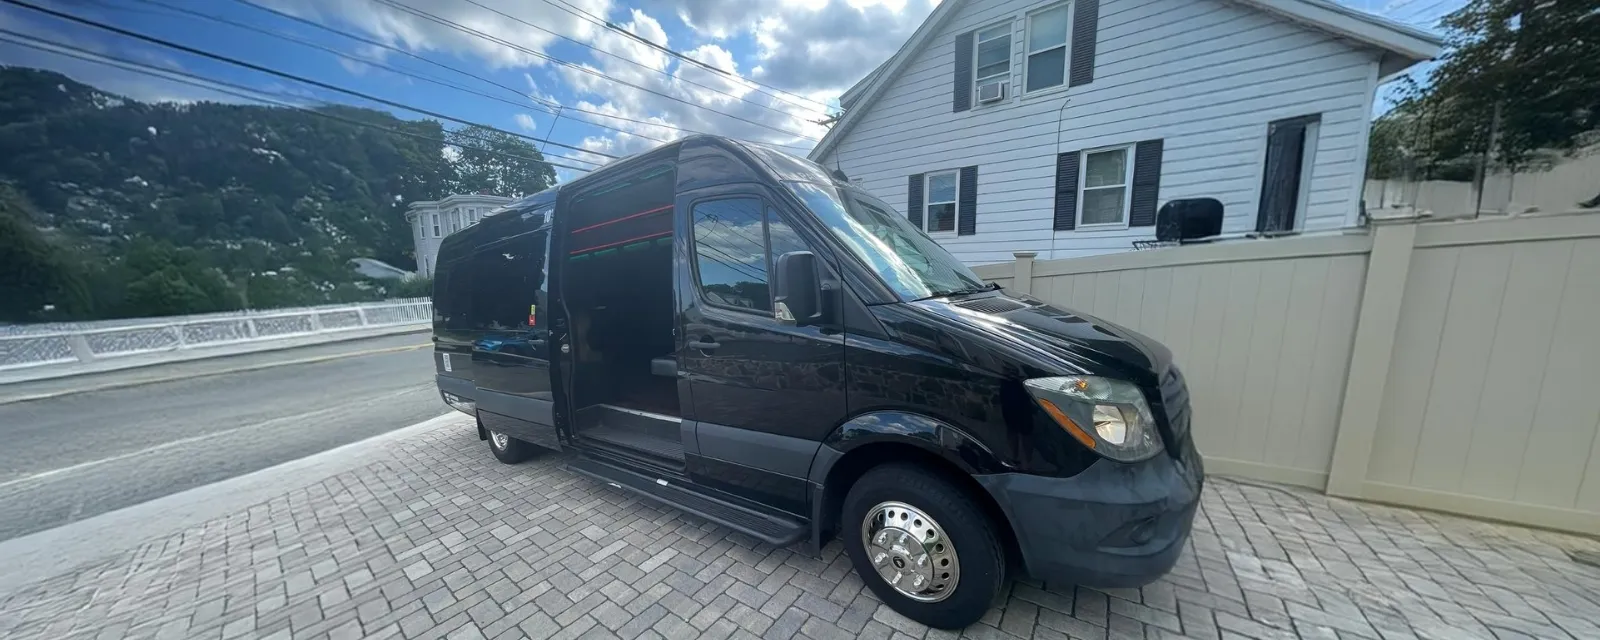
[975,437,1203,588]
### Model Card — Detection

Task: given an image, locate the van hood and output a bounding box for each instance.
[910,293,1172,384]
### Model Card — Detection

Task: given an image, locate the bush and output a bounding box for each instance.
[386,276,433,299]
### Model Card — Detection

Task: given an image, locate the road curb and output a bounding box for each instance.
[0,412,470,599]
[0,337,430,406]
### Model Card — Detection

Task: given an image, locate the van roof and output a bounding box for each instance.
[491,135,834,216]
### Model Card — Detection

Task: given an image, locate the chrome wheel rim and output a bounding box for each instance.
[859,501,959,602]
[490,431,509,450]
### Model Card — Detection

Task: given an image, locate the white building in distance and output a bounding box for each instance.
[406,193,515,278]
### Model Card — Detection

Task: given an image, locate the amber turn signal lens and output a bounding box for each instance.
[1037,398,1096,449]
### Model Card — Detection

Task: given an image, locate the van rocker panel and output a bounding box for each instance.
[569,456,806,546]
[475,388,554,426]
[696,421,820,479]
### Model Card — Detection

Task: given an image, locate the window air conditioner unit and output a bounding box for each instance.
[977,80,1007,103]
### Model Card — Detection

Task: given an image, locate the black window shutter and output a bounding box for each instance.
[907,173,924,228]
[957,166,978,236]
[1129,139,1163,227]
[1069,0,1098,88]
[1053,152,1080,231]
[953,31,974,112]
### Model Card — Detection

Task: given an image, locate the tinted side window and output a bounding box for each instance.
[465,227,549,331]
[433,235,476,333]
[691,198,807,313]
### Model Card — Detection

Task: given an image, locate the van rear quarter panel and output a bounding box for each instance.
[431,232,477,386]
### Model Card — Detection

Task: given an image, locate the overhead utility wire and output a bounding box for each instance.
[224,0,554,110]
[224,0,815,152]
[362,0,820,142]
[0,31,593,173]
[451,0,827,122]
[1,0,618,160]
[124,0,648,154]
[539,0,833,115]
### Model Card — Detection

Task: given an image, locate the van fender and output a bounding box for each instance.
[804,411,1006,551]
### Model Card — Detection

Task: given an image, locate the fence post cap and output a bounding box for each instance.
[1013,251,1039,259]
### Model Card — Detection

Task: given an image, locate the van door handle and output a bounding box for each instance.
[687,339,721,350]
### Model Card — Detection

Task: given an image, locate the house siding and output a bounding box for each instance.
[407,194,514,278]
[819,0,1384,265]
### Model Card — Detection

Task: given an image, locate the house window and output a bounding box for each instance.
[1078,146,1133,227]
[1025,3,1071,93]
[924,170,959,233]
[431,213,441,237]
[974,24,1011,103]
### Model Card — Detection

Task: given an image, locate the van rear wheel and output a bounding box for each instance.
[487,430,536,464]
[842,464,1006,629]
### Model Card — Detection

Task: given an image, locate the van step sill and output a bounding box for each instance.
[581,424,684,461]
[568,457,807,546]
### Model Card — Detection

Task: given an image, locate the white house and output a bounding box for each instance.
[810,0,1443,264]
[406,193,514,278]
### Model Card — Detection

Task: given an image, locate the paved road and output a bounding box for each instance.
[0,333,447,541]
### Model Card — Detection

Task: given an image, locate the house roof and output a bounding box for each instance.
[809,0,1445,162]
[838,60,891,109]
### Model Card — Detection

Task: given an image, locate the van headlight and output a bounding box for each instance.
[1025,376,1163,462]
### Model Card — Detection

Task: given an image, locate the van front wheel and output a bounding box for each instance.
[842,464,1006,629]
[487,430,535,464]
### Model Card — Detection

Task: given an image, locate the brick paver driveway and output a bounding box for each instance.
[3,416,1598,640]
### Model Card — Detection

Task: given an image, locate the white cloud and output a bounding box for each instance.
[251,0,923,156]
[541,9,830,158]
[513,112,537,131]
[256,0,615,69]
[0,9,249,105]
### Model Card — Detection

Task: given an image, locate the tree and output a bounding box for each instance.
[446,125,558,197]
[1406,0,1600,171]
[0,67,459,319]
[386,276,434,299]
[0,185,90,321]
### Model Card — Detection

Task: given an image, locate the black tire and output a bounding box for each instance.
[841,463,1007,629]
[486,429,536,464]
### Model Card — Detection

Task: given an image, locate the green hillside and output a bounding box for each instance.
[0,67,555,322]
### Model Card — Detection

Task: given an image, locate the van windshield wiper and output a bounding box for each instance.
[912,282,1000,301]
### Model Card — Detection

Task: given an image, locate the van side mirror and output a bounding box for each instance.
[773,251,822,325]
[1156,198,1224,243]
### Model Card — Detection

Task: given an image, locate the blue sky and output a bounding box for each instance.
[0,0,1464,181]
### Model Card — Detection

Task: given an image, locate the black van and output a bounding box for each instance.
[431,135,1202,629]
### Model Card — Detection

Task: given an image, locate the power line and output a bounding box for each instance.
[225,0,551,107]
[2,0,620,161]
[361,0,820,142]
[539,0,834,116]
[222,0,812,153]
[124,0,642,150]
[450,0,828,123]
[0,30,594,174]
[224,0,814,152]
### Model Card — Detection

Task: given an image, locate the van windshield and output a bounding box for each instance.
[786,181,993,301]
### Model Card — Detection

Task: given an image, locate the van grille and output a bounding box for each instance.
[953,297,1027,315]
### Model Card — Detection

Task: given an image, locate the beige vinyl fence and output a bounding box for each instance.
[973,210,1600,534]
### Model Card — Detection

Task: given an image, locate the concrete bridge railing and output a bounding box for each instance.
[0,299,432,374]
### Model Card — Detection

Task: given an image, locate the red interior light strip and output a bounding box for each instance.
[569,204,673,234]
[569,229,672,255]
